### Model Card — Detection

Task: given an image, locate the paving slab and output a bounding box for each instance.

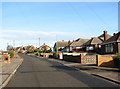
[0,54,23,88]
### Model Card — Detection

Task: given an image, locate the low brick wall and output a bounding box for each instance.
[82,55,97,64]
[97,55,115,67]
[40,53,53,58]
[2,54,10,63]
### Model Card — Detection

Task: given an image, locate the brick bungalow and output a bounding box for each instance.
[82,30,111,54]
[64,38,89,53]
[101,32,120,54]
[54,40,70,52]
[39,43,51,52]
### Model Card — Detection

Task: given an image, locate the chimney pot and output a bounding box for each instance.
[104,30,107,41]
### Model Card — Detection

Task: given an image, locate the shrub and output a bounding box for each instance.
[10,51,14,58]
[35,53,38,56]
[34,48,38,52]
[38,50,43,53]
[114,53,120,67]
[4,57,8,60]
[29,49,34,53]
[53,52,57,58]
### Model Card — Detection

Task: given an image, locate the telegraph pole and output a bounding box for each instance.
[7,42,9,51]
[13,40,15,51]
[13,40,15,47]
[39,37,40,47]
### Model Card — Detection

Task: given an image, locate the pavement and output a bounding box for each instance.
[4,54,119,87]
[45,57,120,85]
[0,54,23,89]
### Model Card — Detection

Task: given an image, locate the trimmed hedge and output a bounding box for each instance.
[10,51,14,58]
[114,53,120,67]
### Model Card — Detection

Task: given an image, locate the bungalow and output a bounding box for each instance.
[101,32,120,54]
[16,47,21,53]
[83,30,111,54]
[27,45,36,53]
[82,37,103,53]
[64,38,89,53]
[39,43,51,52]
[54,40,70,52]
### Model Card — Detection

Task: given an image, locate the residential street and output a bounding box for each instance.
[5,54,119,88]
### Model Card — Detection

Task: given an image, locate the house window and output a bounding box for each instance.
[86,46,93,51]
[105,44,113,53]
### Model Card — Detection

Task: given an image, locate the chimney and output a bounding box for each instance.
[68,40,71,44]
[62,40,64,42]
[104,30,107,41]
[113,33,116,36]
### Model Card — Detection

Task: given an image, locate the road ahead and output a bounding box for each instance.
[5,54,119,87]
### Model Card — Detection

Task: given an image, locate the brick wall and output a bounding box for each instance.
[40,53,53,58]
[82,55,97,64]
[2,54,10,63]
[97,55,115,67]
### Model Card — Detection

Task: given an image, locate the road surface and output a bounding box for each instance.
[5,54,119,88]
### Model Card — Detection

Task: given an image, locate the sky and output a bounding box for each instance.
[1,2,118,50]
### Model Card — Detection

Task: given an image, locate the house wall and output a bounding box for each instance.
[101,45,105,54]
[101,42,119,54]
[70,46,73,52]
[117,43,120,53]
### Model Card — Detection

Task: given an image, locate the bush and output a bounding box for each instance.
[53,52,57,58]
[38,50,43,53]
[34,49,38,52]
[35,53,38,56]
[4,57,8,60]
[29,49,34,53]
[114,53,120,67]
[10,51,14,58]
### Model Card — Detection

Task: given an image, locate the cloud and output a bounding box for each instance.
[1,30,92,40]
[0,30,92,50]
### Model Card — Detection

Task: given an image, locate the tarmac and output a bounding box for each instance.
[0,54,119,88]
[0,54,23,88]
[41,57,120,85]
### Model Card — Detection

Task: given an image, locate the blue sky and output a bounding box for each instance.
[1,2,118,50]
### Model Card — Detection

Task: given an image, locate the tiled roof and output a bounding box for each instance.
[39,44,51,49]
[98,33,111,41]
[69,38,89,47]
[55,41,70,47]
[102,32,120,44]
[16,47,20,50]
[83,37,103,46]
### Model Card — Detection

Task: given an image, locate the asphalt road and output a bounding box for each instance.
[5,54,119,88]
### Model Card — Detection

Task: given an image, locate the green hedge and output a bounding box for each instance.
[10,51,14,58]
[114,53,120,67]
